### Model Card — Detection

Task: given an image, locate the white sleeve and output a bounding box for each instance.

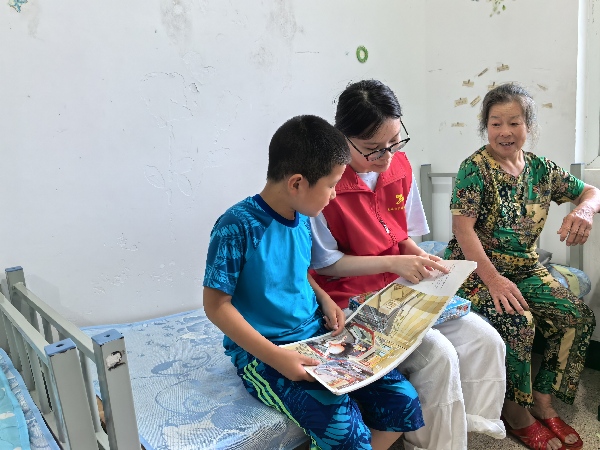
[406,174,431,237]
[310,213,345,269]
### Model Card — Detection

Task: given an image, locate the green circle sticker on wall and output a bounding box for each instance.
[356,45,368,63]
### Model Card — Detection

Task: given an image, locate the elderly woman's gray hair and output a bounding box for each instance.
[479,83,539,145]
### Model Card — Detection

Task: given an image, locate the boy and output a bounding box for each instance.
[203,115,423,450]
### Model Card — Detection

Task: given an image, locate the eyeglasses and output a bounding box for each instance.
[345,121,410,161]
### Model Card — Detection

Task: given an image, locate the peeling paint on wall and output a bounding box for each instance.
[183,51,216,86]
[117,234,140,252]
[92,264,131,294]
[140,72,194,128]
[8,0,27,12]
[144,153,196,204]
[472,0,508,16]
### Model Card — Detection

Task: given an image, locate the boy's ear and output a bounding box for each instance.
[287,174,305,193]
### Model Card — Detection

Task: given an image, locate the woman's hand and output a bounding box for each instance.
[486,274,529,315]
[557,205,594,246]
[388,254,450,284]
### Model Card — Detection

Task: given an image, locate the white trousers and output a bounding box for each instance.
[400,313,506,450]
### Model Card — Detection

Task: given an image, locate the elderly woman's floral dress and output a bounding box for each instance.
[445,146,596,406]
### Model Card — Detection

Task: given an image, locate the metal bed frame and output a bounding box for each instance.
[419,163,585,271]
[0,266,141,450]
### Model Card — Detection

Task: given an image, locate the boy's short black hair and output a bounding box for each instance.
[267,115,351,186]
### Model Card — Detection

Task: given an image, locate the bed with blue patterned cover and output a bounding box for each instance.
[81,309,308,450]
[2,266,307,450]
[1,267,142,450]
[0,348,59,450]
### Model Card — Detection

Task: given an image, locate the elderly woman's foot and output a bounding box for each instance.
[503,400,564,450]
[503,418,565,450]
[530,392,582,449]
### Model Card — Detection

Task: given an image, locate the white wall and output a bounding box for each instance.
[1,0,428,325]
[1,0,592,328]
[577,0,600,340]
[577,0,600,167]
[423,1,580,254]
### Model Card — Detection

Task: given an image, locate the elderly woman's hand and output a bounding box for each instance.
[557,205,594,246]
[486,274,529,315]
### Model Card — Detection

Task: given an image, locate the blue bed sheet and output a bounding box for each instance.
[0,360,29,450]
[82,310,308,450]
[0,349,59,450]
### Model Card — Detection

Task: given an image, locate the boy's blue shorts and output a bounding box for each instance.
[237,354,424,450]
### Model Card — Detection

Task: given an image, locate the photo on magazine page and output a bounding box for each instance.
[283,259,477,395]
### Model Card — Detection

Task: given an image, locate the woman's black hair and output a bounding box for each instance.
[334,80,403,139]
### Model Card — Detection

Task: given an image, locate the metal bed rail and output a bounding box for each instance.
[0,290,98,449]
[4,266,141,450]
[419,164,456,243]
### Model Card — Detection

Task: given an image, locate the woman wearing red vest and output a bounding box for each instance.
[311,80,507,450]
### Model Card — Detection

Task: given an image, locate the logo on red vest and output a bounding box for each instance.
[388,194,405,211]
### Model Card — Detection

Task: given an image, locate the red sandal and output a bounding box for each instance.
[538,417,583,450]
[503,417,565,450]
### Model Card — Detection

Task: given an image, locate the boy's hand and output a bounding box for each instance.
[272,348,320,382]
[321,302,345,336]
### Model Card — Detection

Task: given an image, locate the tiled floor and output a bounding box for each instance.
[391,365,600,450]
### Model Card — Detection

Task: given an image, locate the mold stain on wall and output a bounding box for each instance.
[160,0,193,47]
[471,0,509,16]
[250,1,298,71]
[268,1,297,40]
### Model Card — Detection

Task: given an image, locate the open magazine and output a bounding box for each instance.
[282,259,477,395]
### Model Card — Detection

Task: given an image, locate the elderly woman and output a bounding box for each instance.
[445,83,599,450]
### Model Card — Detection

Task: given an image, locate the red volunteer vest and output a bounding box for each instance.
[312,153,413,308]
